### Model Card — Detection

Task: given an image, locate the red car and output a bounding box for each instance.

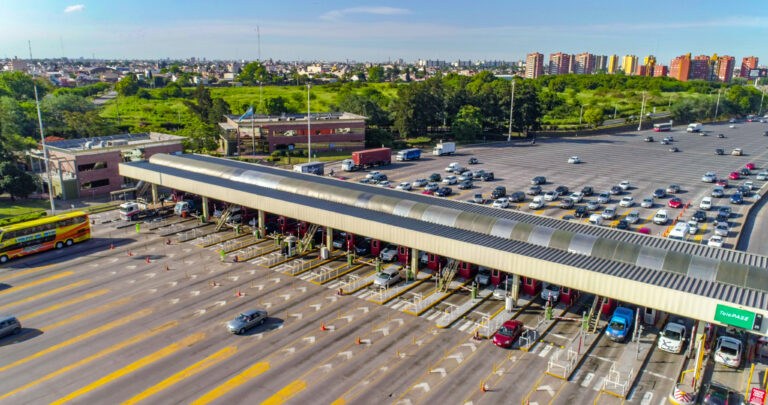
[492,320,524,348]
[716,179,729,188]
[422,190,434,195]
[729,171,740,180]
[638,227,651,234]
[746,162,756,170]
[668,197,683,208]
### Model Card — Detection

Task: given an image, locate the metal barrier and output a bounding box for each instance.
[369,286,389,302]
[547,348,579,377]
[438,303,458,323]
[602,361,633,397]
[478,315,507,338]
[519,328,539,351]
[175,227,206,242]
[308,263,352,283]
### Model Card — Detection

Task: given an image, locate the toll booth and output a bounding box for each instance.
[298,222,309,238]
[458,262,476,279]
[277,216,289,233]
[560,287,577,305]
[370,240,382,256]
[426,253,446,271]
[345,233,355,251]
[601,298,616,315]
[397,246,410,264]
[643,307,658,325]
[522,277,541,296]
[281,235,298,258]
[491,269,505,285]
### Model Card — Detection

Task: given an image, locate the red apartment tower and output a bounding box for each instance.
[741,56,758,78]
[653,65,668,77]
[717,56,735,83]
[548,52,570,75]
[525,52,545,79]
[669,54,691,82]
[574,52,595,75]
[690,55,710,80]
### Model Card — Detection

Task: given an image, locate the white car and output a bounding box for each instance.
[540,283,561,302]
[492,197,510,208]
[658,322,686,354]
[569,192,584,203]
[413,178,428,187]
[442,175,458,185]
[544,191,558,201]
[700,197,713,210]
[379,246,398,262]
[757,171,768,181]
[366,171,382,179]
[653,209,669,225]
[601,206,617,220]
[373,267,402,288]
[377,180,391,188]
[567,156,581,164]
[701,172,716,183]
[708,235,724,247]
[619,180,631,190]
[729,124,736,128]
[396,182,412,191]
[714,223,729,236]
[597,193,611,204]
[744,181,755,190]
[687,220,699,235]
[619,196,634,207]
[641,197,654,208]
[529,197,545,209]
[714,336,742,368]
[626,211,640,224]
[444,162,460,172]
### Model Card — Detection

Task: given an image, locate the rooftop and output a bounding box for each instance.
[45,132,184,153]
[223,112,367,126]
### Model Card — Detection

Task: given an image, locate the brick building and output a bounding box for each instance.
[690,55,711,80]
[574,52,595,75]
[653,65,668,77]
[525,53,545,79]
[548,52,570,75]
[669,54,691,81]
[27,132,183,200]
[218,112,367,156]
[716,56,735,83]
[740,56,758,78]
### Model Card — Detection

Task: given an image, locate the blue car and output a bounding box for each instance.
[730,193,743,204]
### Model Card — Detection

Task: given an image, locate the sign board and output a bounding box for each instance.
[749,388,766,405]
[750,69,768,78]
[288,145,294,150]
[329,143,334,148]
[714,304,761,330]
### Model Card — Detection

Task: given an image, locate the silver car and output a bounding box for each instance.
[412,178,428,187]
[493,278,515,299]
[626,210,640,224]
[597,193,611,204]
[227,309,268,334]
[544,191,558,201]
[0,316,21,338]
[641,197,654,208]
[373,267,402,288]
[714,223,729,236]
[586,200,600,211]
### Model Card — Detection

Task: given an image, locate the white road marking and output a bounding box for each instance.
[549,333,567,340]
[430,367,447,378]
[538,345,553,358]
[338,351,353,360]
[580,372,595,388]
[641,391,653,405]
[413,382,430,392]
[645,371,674,381]
[593,376,605,391]
[427,311,441,321]
[303,336,315,344]
[459,321,474,332]
[537,384,554,397]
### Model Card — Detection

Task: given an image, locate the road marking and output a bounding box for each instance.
[20,288,110,321]
[0,271,74,296]
[645,370,675,381]
[0,264,54,283]
[40,296,133,332]
[0,279,90,312]
[538,345,553,358]
[51,332,206,405]
[121,346,238,405]
[580,372,594,387]
[640,391,653,405]
[0,307,151,373]
[261,380,307,405]
[537,384,554,396]
[0,321,178,401]
[431,367,447,378]
[694,223,708,242]
[459,321,473,332]
[593,376,605,391]
[427,311,440,321]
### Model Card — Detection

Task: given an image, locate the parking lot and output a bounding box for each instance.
[327,120,768,249]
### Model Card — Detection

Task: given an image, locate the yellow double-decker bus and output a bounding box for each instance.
[0,211,91,264]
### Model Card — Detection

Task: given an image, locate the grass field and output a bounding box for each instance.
[0,198,49,218]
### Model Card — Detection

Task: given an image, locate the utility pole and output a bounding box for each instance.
[759,88,765,116]
[714,89,721,120]
[507,79,515,142]
[307,83,312,162]
[579,105,584,126]
[29,41,56,214]
[637,91,646,131]
[613,104,617,119]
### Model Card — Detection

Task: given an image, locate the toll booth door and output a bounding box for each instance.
[601,298,615,316]
[491,269,502,285]
[522,277,540,296]
[459,262,471,278]
[643,307,657,325]
[427,254,439,271]
[278,216,286,233]
[371,240,381,256]
[560,287,572,304]
[299,222,308,238]
[398,246,409,264]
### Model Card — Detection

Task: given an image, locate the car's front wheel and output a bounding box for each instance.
[238,328,245,335]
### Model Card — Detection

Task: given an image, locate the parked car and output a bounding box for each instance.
[569,192,584,203]
[540,283,561,302]
[602,206,617,220]
[528,185,542,195]
[457,180,473,190]
[708,235,724,247]
[373,267,402,288]
[491,186,507,199]
[626,211,640,224]
[459,172,474,182]
[692,210,707,222]
[555,185,569,195]
[424,182,439,192]
[641,197,654,208]
[619,196,634,207]
[668,197,683,208]
[587,200,601,211]
[413,178,428,187]
[700,197,713,210]
[581,186,594,196]
[227,309,268,334]
[492,320,524,348]
[653,188,666,199]
[442,175,458,185]
[653,209,669,225]
[658,321,686,354]
[492,197,510,208]
[543,191,558,201]
[666,184,681,194]
[435,187,452,197]
[559,198,574,209]
[574,205,589,218]
[379,245,398,261]
[701,172,717,183]
[396,182,412,191]
[508,191,525,203]
[567,156,581,164]
[428,173,442,182]
[531,176,547,185]
[0,316,21,338]
[472,193,485,204]
[597,193,611,204]
[730,193,743,204]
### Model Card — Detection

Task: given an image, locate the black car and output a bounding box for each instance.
[428,173,442,182]
[531,176,546,185]
[358,178,372,184]
[528,185,542,195]
[481,172,495,181]
[508,191,525,203]
[581,186,594,196]
[669,146,679,152]
[610,186,622,195]
[616,219,629,230]
[473,169,486,179]
[719,206,732,217]
[764,130,768,136]
[702,381,730,405]
[555,185,569,196]
[468,157,479,165]
[490,186,506,199]
[653,188,666,198]
[453,167,468,174]
[718,133,725,138]
[730,193,743,204]
[737,185,751,196]
[457,180,473,189]
[740,168,751,176]
[574,205,588,218]
[644,136,654,142]
[692,210,707,222]
[371,173,388,183]
[715,148,724,155]
[354,242,370,255]
[435,187,452,197]
[715,213,729,226]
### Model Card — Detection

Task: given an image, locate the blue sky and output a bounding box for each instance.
[1,0,767,64]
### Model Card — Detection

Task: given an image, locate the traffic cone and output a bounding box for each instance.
[145,256,151,263]
[356,336,361,345]
[211,280,218,287]
[165,265,170,271]
[236,290,244,297]
[110,243,114,250]
[321,322,326,331]
[128,250,133,257]
[480,381,487,393]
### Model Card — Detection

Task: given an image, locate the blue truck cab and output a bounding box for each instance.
[606,307,634,342]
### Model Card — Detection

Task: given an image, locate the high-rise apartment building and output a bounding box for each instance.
[594,55,607,72]
[635,65,648,76]
[622,55,638,75]
[690,55,711,80]
[574,52,595,75]
[716,56,735,83]
[548,52,570,75]
[669,54,691,82]
[741,56,759,78]
[607,55,619,73]
[525,52,544,79]
[653,65,668,77]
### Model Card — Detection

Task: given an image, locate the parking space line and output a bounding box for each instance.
[0,279,91,312]
[694,223,708,242]
[122,346,238,405]
[0,271,74,297]
[190,362,271,405]
[20,288,110,321]
[0,321,178,402]
[50,332,207,405]
[0,307,152,374]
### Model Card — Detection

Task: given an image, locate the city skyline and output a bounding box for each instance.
[1,0,767,62]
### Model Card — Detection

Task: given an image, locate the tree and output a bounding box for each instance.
[159,82,183,99]
[115,74,139,96]
[209,98,231,124]
[263,96,289,115]
[337,92,390,127]
[367,66,384,83]
[452,105,482,142]
[0,71,41,100]
[0,161,37,200]
[237,62,271,85]
[511,81,542,137]
[183,84,214,123]
[365,128,394,148]
[583,107,605,127]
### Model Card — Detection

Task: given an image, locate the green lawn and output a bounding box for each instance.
[0,198,49,218]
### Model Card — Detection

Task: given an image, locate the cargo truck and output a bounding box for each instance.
[432,141,456,156]
[119,202,149,221]
[606,307,634,342]
[396,148,421,161]
[174,200,199,216]
[341,148,391,171]
[293,162,325,175]
[686,123,702,133]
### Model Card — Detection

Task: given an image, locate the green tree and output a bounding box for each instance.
[0,71,42,100]
[183,85,214,124]
[115,74,139,96]
[159,82,183,99]
[512,81,542,137]
[237,62,271,85]
[178,120,218,153]
[452,105,482,142]
[365,128,394,148]
[209,98,231,124]
[367,66,384,83]
[0,161,37,200]
[263,96,289,115]
[336,92,390,127]
[583,107,605,127]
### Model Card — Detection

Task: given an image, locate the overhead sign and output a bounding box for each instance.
[749,388,765,405]
[714,304,762,331]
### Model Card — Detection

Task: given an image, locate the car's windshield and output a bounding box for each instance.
[236,314,249,322]
[719,344,738,356]
[379,273,391,280]
[498,326,516,337]
[663,329,681,340]
[609,321,625,331]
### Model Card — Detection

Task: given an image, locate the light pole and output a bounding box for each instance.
[578,105,584,126]
[507,79,515,142]
[637,91,646,131]
[714,89,721,121]
[759,88,765,117]
[613,104,617,120]
[307,83,311,162]
[34,86,56,214]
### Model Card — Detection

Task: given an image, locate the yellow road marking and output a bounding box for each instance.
[122,346,238,405]
[0,321,177,402]
[694,223,708,242]
[40,296,133,332]
[0,279,90,312]
[190,362,271,405]
[51,332,206,405]
[0,307,151,373]
[261,380,307,405]
[560,209,576,218]
[638,212,657,227]
[0,265,54,283]
[0,271,74,296]
[20,288,110,321]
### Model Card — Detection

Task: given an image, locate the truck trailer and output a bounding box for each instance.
[293,162,325,175]
[433,141,456,156]
[395,148,422,161]
[341,148,391,171]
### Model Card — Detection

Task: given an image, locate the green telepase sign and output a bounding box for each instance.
[714,304,763,331]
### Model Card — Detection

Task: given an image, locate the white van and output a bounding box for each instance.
[529,196,545,210]
[686,123,702,133]
[657,322,686,353]
[653,209,669,225]
[715,336,743,368]
[588,214,603,226]
[668,222,689,241]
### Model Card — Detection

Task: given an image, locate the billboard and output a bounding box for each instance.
[749,69,768,78]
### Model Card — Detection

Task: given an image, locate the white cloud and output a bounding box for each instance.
[320,6,410,21]
[64,4,85,13]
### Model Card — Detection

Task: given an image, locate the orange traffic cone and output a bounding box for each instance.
[110,243,114,250]
[321,322,326,331]
[236,290,244,297]
[356,336,361,345]
[211,280,218,287]
[165,265,170,271]
[128,250,133,256]
[145,256,151,263]
[480,381,487,393]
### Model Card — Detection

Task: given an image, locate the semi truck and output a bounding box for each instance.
[119,201,171,221]
[432,141,456,156]
[396,148,422,161]
[174,200,199,216]
[341,148,391,171]
[606,306,634,342]
[293,162,325,175]
[686,123,702,133]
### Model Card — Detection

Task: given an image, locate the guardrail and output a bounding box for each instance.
[519,328,539,351]
[547,348,579,378]
[308,262,353,284]
[478,314,507,338]
[602,361,633,397]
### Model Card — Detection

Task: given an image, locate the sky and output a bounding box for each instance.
[1,0,767,64]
